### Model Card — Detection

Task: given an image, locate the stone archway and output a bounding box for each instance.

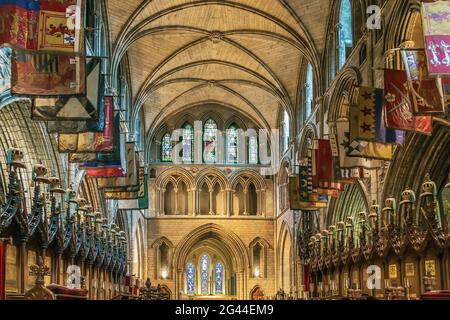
[173,223,249,299]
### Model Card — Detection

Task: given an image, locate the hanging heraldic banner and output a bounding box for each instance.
[46,94,107,133]
[383,69,433,135]
[104,166,144,200]
[97,142,138,189]
[0,0,40,50]
[350,86,404,144]
[11,50,85,95]
[421,1,450,76]
[401,49,445,114]
[31,57,101,120]
[58,101,116,153]
[0,0,85,54]
[335,118,383,169]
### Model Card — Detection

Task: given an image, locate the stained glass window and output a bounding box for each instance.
[186,262,195,294]
[226,124,238,164]
[282,110,290,152]
[0,47,11,94]
[182,123,193,162]
[305,63,313,119]
[203,119,217,163]
[339,0,353,69]
[200,254,210,294]
[161,133,172,162]
[215,262,224,294]
[248,135,258,164]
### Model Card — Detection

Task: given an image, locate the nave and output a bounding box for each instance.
[0,0,449,301]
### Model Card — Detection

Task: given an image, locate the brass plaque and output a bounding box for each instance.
[405,263,415,277]
[389,264,398,279]
[425,260,436,276]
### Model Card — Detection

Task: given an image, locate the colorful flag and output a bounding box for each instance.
[11,50,85,95]
[47,95,107,134]
[289,176,302,210]
[312,139,333,185]
[351,86,405,144]
[104,167,144,200]
[71,124,123,165]
[443,77,450,113]
[421,1,450,76]
[336,119,383,169]
[350,87,376,142]
[384,69,433,135]
[97,143,138,189]
[298,163,309,201]
[0,0,40,50]
[58,104,116,153]
[0,47,11,94]
[401,49,445,114]
[346,139,393,161]
[37,0,85,54]
[119,173,149,210]
[32,57,101,120]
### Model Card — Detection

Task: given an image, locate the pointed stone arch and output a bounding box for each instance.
[172,223,250,299]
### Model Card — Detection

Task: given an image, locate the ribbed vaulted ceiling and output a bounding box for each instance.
[106,0,331,132]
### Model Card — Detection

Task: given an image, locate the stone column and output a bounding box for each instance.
[209,188,214,215]
[225,188,232,216]
[243,189,248,215]
[174,188,179,215]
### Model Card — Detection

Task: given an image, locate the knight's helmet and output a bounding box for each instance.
[48,176,65,194]
[32,164,51,184]
[368,200,380,230]
[344,217,354,247]
[382,196,397,228]
[336,221,345,244]
[7,147,26,170]
[420,174,437,198]
[399,186,416,225]
[418,174,441,227]
[94,212,103,234]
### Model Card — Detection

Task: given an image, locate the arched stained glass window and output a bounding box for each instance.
[305,63,314,119]
[182,123,193,162]
[186,262,195,294]
[161,133,172,162]
[282,110,290,152]
[248,135,258,164]
[226,124,238,164]
[339,0,353,69]
[200,254,210,294]
[215,262,224,294]
[203,119,217,163]
[0,47,11,95]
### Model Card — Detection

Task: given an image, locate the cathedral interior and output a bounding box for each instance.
[0,0,449,301]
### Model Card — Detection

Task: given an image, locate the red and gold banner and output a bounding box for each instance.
[401,49,445,114]
[58,100,115,153]
[38,0,85,54]
[0,0,40,50]
[312,139,333,186]
[421,1,450,76]
[384,69,433,135]
[11,50,85,95]
[97,143,138,189]
[0,0,85,54]
[32,57,101,119]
